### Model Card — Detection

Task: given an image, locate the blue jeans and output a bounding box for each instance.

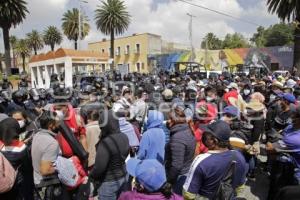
[98,176,127,200]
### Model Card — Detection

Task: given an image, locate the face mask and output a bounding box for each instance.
[270,94,276,102]
[55,110,65,120]
[33,96,39,101]
[244,89,251,96]
[206,96,214,102]
[18,120,25,129]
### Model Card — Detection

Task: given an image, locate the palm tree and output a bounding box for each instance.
[267,0,300,70]
[26,30,44,55]
[95,0,131,70]
[9,35,18,68]
[15,39,31,72]
[43,26,63,51]
[0,0,28,75]
[62,8,90,50]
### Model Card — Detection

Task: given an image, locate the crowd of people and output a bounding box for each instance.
[0,70,300,200]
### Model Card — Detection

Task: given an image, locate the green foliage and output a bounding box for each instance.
[201,33,223,50]
[9,35,18,49]
[15,39,31,71]
[222,33,249,49]
[267,0,300,69]
[43,26,63,51]
[0,0,28,29]
[62,8,90,50]
[26,30,44,55]
[0,0,28,75]
[95,0,131,36]
[267,0,300,22]
[251,23,294,47]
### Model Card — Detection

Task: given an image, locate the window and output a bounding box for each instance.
[108,48,111,56]
[125,45,130,55]
[136,44,140,54]
[101,49,105,53]
[136,63,141,72]
[116,46,121,55]
[101,64,105,72]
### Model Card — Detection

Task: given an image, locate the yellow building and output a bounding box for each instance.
[88,33,163,73]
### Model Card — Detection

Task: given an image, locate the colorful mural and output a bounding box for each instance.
[150,46,294,71]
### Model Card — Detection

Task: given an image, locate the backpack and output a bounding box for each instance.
[213,153,237,200]
[0,144,17,193]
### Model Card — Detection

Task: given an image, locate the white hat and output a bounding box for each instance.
[227,82,239,90]
[285,79,296,89]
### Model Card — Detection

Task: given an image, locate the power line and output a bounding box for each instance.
[177,0,261,27]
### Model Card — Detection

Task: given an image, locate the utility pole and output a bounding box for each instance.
[78,0,88,50]
[78,0,81,50]
[187,13,195,62]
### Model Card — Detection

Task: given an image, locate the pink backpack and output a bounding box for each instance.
[0,144,17,193]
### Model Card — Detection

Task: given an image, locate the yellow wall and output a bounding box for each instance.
[88,33,154,73]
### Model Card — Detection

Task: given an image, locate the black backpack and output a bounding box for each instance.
[213,153,237,200]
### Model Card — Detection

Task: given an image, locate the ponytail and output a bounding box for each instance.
[160,182,173,199]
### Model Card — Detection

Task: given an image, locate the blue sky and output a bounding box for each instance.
[0,0,279,53]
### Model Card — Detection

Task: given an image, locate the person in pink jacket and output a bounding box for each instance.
[118,158,183,200]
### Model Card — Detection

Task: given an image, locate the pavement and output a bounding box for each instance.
[238,154,270,200]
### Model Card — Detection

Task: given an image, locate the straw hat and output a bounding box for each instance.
[246,100,265,112]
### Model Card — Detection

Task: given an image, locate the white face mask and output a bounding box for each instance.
[270,94,276,102]
[55,110,65,120]
[206,96,214,102]
[18,120,26,129]
[244,89,251,96]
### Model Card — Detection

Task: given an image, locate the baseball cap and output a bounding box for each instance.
[126,158,166,192]
[223,106,239,117]
[227,82,239,90]
[203,120,232,142]
[278,93,296,104]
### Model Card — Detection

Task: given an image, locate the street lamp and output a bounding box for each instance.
[78,0,88,50]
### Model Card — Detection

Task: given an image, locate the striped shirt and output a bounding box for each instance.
[183,150,247,199]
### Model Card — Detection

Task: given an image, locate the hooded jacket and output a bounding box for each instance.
[118,190,183,200]
[90,110,129,183]
[137,110,165,163]
[165,123,196,183]
[119,117,140,147]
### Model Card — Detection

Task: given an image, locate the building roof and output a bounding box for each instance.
[88,33,161,45]
[29,48,109,63]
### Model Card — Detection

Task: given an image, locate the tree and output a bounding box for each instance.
[62,8,90,50]
[95,0,131,70]
[267,0,300,70]
[43,26,63,51]
[15,39,31,72]
[0,0,29,75]
[265,23,294,46]
[26,30,44,55]
[201,33,222,50]
[250,26,267,47]
[222,33,249,49]
[9,35,18,68]
[251,23,294,47]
